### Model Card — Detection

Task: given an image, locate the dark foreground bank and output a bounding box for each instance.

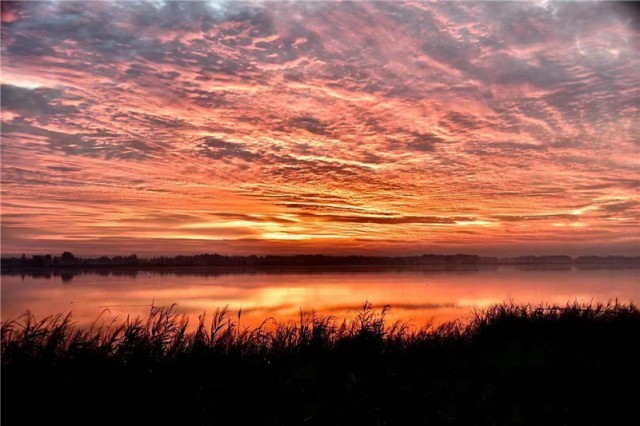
[2,302,639,425]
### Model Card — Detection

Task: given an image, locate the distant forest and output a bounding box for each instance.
[2,252,639,269]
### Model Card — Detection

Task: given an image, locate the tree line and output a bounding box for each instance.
[1,252,639,269]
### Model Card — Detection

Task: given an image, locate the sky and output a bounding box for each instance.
[1,0,639,257]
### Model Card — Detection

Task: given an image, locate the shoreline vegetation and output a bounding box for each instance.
[2,302,638,425]
[2,252,639,270]
[3,262,639,282]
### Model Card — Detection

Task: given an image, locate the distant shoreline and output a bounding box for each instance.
[2,252,639,272]
[2,258,639,279]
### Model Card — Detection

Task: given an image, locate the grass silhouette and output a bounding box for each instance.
[2,301,638,425]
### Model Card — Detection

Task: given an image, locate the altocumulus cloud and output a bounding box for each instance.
[1,0,638,256]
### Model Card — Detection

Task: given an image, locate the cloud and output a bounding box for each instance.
[2,121,156,160]
[197,137,258,161]
[600,200,640,213]
[299,213,474,225]
[492,214,578,223]
[1,84,78,116]
[287,116,328,135]
[404,132,442,152]
[1,0,638,255]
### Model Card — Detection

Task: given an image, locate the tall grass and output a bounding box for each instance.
[2,301,639,425]
[1,302,416,361]
[2,300,637,362]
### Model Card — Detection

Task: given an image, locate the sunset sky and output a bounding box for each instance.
[1,0,639,256]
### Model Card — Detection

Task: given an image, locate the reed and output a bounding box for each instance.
[2,301,638,425]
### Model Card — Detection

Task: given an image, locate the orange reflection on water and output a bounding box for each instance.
[1,267,638,331]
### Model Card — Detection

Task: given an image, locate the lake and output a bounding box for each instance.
[2,266,638,329]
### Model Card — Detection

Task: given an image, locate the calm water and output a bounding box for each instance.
[2,266,639,329]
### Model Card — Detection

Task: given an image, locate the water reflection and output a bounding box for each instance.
[2,266,638,330]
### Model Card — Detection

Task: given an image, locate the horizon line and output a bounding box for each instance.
[3,252,639,260]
